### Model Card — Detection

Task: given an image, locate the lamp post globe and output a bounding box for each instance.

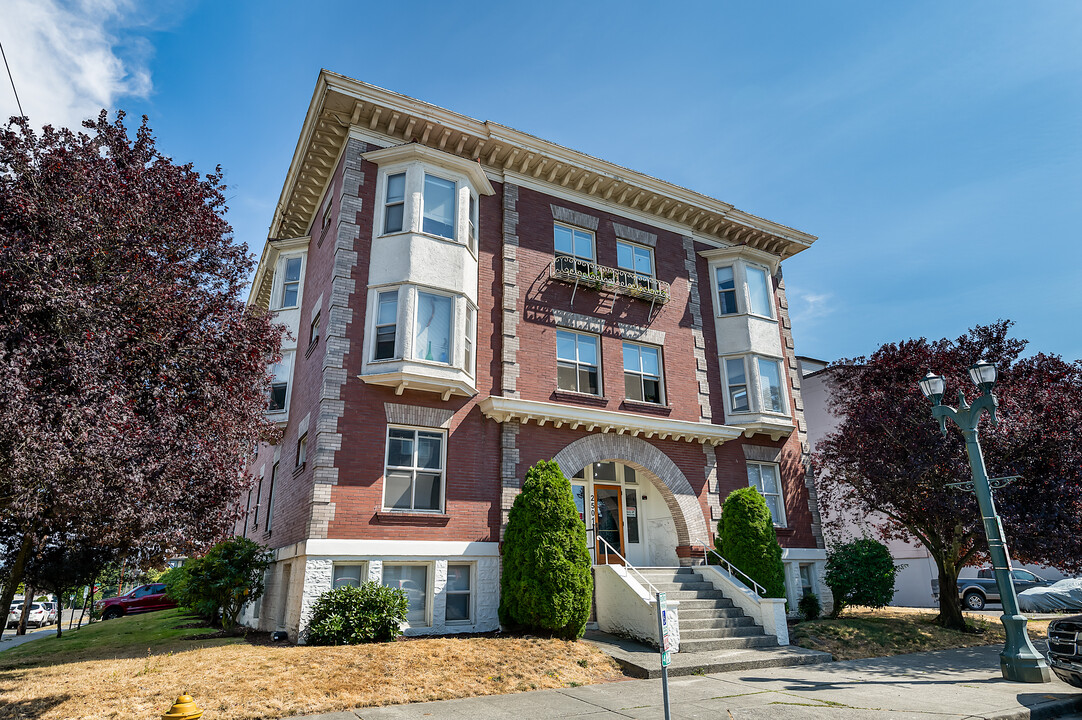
[918,372,946,405]
[969,361,998,394]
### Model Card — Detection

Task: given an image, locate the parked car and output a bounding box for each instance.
[95,583,175,620]
[6,603,48,629]
[1019,579,1082,613]
[1047,615,1082,689]
[40,602,58,626]
[955,568,1051,611]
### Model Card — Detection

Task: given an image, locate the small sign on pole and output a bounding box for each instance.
[656,591,673,720]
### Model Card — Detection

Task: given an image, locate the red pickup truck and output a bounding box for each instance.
[95,583,176,620]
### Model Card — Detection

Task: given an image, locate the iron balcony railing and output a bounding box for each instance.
[550,255,671,305]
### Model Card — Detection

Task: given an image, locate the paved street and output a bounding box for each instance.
[289,644,1082,720]
[0,608,88,651]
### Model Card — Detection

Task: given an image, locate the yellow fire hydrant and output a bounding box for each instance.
[161,693,204,720]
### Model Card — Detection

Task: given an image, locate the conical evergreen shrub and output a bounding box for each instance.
[499,460,593,639]
[715,486,786,598]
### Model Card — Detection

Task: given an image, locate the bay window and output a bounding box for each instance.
[715,266,738,315]
[414,292,453,364]
[746,265,773,317]
[383,172,406,234]
[422,174,456,239]
[374,290,398,361]
[757,357,785,413]
[280,257,302,309]
[725,357,750,412]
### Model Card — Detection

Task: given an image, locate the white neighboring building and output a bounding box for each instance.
[800,357,1067,608]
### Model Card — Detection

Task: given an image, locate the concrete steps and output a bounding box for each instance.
[589,566,830,677]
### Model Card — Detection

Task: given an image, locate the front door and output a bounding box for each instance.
[594,484,624,564]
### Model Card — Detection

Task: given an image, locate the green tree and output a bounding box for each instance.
[499,460,592,639]
[715,487,786,598]
[824,538,900,618]
[181,537,273,630]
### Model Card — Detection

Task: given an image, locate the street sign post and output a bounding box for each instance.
[656,591,672,720]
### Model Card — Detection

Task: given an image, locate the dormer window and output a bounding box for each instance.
[423,174,456,239]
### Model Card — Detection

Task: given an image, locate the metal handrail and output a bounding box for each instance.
[692,544,767,597]
[596,535,662,597]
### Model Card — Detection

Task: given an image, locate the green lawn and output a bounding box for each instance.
[0,608,240,667]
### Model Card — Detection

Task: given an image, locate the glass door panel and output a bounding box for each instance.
[594,484,624,565]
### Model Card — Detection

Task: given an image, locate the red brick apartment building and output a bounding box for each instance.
[238,70,826,640]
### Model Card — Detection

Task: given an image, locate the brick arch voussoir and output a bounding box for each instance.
[551,434,710,548]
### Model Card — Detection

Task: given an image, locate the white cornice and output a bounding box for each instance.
[478,396,743,446]
[733,419,795,442]
[267,70,818,261]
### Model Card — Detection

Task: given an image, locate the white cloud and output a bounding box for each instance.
[0,0,152,130]
[788,289,835,326]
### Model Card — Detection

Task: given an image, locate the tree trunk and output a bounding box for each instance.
[0,534,33,641]
[932,556,968,631]
[17,585,34,635]
[54,590,64,639]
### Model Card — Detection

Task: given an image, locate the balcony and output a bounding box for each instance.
[550,256,670,305]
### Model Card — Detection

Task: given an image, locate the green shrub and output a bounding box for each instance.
[499,460,593,639]
[824,538,900,617]
[174,537,273,629]
[715,487,786,598]
[797,593,821,621]
[304,582,408,645]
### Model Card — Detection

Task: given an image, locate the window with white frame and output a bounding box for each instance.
[422,174,456,239]
[715,266,738,315]
[383,172,406,234]
[623,342,663,404]
[332,563,366,589]
[468,194,477,253]
[756,357,785,413]
[268,351,293,412]
[746,264,773,317]
[747,461,785,526]
[382,564,428,625]
[383,427,445,512]
[554,223,595,262]
[798,564,816,597]
[464,305,475,376]
[374,291,398,361]
[280,257,302,308]
[556,330,600,395]
[414,291,453,364]
[617,241,654,280]
[725,357,750,413]
[445,563,472,623]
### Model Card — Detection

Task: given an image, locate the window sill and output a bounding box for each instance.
[620,399,672,415]
[552,389,609,406]
[292,463,306,478]
[374,511,450,526]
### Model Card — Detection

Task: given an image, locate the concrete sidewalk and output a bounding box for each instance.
[290,643,1082,719]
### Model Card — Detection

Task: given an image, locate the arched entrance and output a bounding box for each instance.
[552,434,710,566]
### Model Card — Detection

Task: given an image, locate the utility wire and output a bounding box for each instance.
[0,39,25,117]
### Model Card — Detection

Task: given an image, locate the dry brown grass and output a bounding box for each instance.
[0,631,624,719]
[790,605,1058,661]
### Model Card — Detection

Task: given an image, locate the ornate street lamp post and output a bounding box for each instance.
[918,362,1051,683]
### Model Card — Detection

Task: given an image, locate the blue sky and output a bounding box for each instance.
[3,0,1080,363]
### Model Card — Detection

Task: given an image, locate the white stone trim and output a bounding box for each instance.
[479,397,743,446]
[781,548,827,561]
[614,322,664,346]
[383,402,454,428]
